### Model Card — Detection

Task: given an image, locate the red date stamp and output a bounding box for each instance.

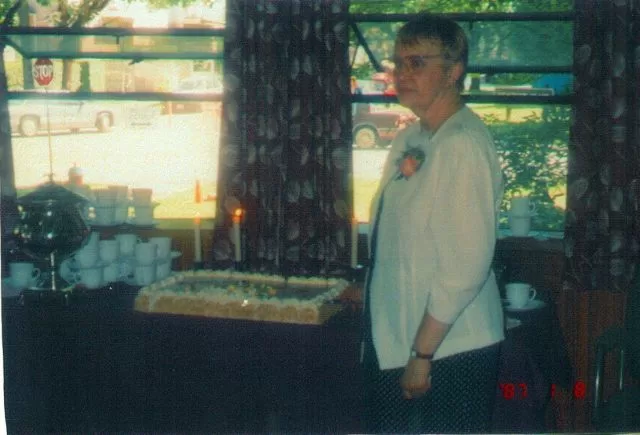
[498,380,586,400]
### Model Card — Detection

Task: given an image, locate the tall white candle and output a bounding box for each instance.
[351,217,359,269]
[233,209,242,262]
[194,213,202,262]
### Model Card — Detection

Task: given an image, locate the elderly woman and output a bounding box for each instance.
[362,13,505,433]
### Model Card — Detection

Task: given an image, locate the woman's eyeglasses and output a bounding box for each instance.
[392,54,449,74]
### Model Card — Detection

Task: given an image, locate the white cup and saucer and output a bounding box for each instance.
[503,282,546,311]
[4,262,44,294]
[59,262,105,289]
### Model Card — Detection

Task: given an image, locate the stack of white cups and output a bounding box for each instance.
[115,233,141,281]
[508,196,537,237]
[100,239,122,283]
[68,232,104,289]
[131,188,155,225]
[108,185,130,224]
[134,242,158,286]
[92,189,118,226]
[150,237,173,281]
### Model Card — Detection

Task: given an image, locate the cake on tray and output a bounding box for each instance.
[134,270,350,325]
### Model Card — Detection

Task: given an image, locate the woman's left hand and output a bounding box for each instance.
[400,358,432,399]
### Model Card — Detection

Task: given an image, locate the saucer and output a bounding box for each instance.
[156,251,182,264]
[505,316,522,330]
[503,299,546,312]
[126,219,158,227]
[2,278,24,297]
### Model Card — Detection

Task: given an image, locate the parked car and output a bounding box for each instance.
[9,98,114,137]
[352,102,415,149]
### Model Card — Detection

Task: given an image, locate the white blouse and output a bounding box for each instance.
[367,106,505,370]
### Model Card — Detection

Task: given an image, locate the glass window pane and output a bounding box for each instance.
[351,21,572,72]
[10,98,221,220]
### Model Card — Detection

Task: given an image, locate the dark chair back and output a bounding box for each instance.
[625,266,640,379]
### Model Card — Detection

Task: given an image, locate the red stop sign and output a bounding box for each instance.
[33,58,54,86]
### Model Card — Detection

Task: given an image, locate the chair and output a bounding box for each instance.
[592,271,640,432]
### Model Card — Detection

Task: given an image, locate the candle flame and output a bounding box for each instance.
[195,212,201,225]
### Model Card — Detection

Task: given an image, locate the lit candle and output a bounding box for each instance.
[194,213,202,263]
[195,179,202,204]
[351,217,359,269]
[233,208,242,263]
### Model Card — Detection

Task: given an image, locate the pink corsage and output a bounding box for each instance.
[396,147,426,180]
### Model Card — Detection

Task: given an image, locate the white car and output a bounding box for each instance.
[10,97,114,137]
[167,74,223,114]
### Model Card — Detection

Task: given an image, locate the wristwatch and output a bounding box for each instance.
[410,348,434,360]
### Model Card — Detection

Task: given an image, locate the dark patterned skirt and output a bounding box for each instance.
[362,335,500,434]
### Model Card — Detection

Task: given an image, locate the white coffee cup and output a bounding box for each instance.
[103,262,123,283]
[94,206,116,226]
[116,234,141,257]
[156,260,172,281]
[73,247,100,268]
[509,215,532,237]
[9,262,42,289]
[131,188,153,205]
[149,237,172,259]
[133,205,154,225]
[114,205,130,224]
[59,258,77,284]
[108,185,129,202]
[134,264,156,286]
[118,257,135,281]
[510,196,536,217]
[135,242,157,266]
[78,265,104,289]
[84,231,101,250]
[99,240,120,263]
[505,282,537,309]
[93,188,117,206]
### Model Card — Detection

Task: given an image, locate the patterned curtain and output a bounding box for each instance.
[211,0,353,277]
[565,0,640,292]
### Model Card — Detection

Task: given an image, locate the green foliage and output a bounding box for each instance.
[4,56,22,89]
[78,61,91,92]
[488,73,537,86]
[349,0,573,13]
[487,106,570,231]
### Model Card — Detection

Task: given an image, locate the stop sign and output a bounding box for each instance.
[33,58,54,86]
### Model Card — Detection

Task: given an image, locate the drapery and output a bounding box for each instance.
[564,0,640,292]
[211,0,353,276]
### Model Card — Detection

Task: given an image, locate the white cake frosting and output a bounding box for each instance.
[134,270,350,324]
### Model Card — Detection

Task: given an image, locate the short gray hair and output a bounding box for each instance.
[396,13,468,91]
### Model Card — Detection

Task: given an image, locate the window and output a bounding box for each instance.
[4,1,225,226]
[349,1,573,233]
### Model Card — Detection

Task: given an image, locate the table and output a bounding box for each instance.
[2,284,572,433]
[2,285,364,433]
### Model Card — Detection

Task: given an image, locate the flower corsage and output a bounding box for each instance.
[396,147,426,180]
